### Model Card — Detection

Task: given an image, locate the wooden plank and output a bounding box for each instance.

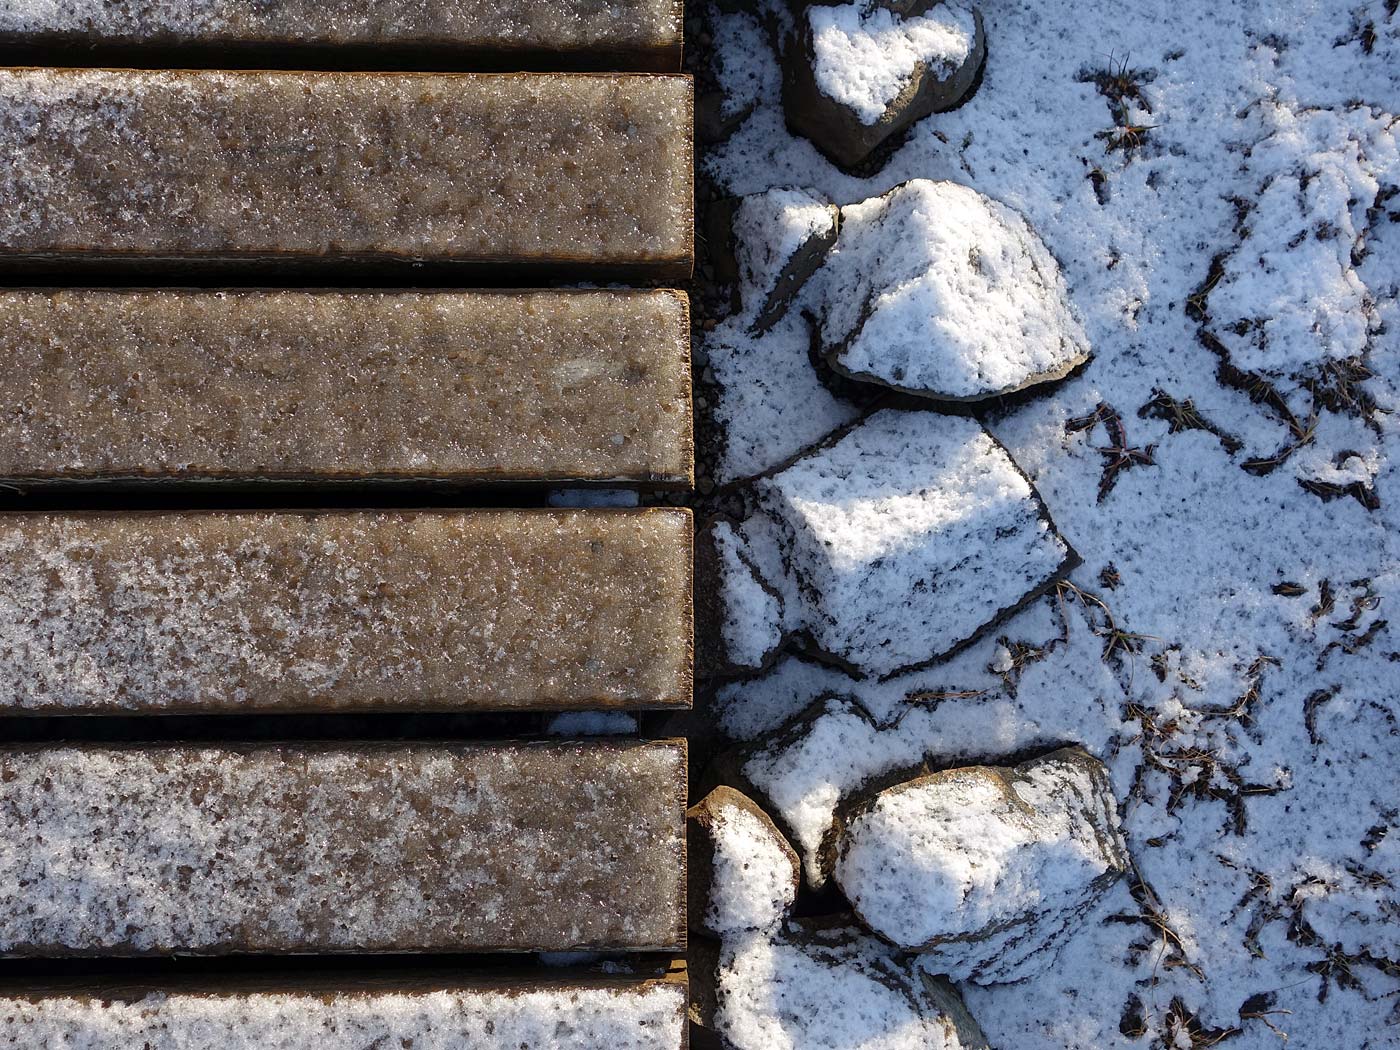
[0,0,684,71]
[0,969,688,1049]
[0,968,688,1049]
[0,69,693,278]
[0,510,693,714]
[0,741,688,955]
[0,289,692,486]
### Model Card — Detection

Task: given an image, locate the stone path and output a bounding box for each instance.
[0,9,693,1048]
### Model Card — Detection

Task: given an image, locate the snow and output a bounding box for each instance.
[705,185,859,483]
[734,598,1126,885]
[700,790,800,935]
[807,0,980,125]
[834,748,1129,982]
[0,982,686,1049]
[731,186,838,330]
[753,408,1072,677]
[815,180,1092,400]
[701,0,1400,1039]
[715,922,987,1050]
[712,519,785,669]
[707,311,861,485]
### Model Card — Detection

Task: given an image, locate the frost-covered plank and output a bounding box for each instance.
[0,970,688,1050]
[0,0,683,70]
[0,70,693,278]
[0,510,693,714]
[0,289,692,486]
[0,741,687,955]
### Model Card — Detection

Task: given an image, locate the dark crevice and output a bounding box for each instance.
[0,712,642,744]
[0,480,684,511]
[0,952,679,988]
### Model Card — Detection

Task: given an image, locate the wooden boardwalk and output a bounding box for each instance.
[0,7,692,1048]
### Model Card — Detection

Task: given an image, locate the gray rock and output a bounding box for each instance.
[752,408,1076,678]
[833,747,1130,983]
[782,0,985,170]
[812,180,1092,403]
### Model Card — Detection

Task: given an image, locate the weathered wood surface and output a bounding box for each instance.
[0,288,692,486]
[0,0,684,70]
[0,69,693,277]
[0,969,688,1049]
[0,741,688,955]
[0,509,693,714]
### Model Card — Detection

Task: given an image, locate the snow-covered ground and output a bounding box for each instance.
[697,0,1400,1045]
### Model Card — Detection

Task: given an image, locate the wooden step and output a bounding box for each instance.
[0,510,693,714]
[0,0,683,71]
[0,968,687,1049]
[0,741,687,955]
[0,69,693,278]
[0,968,688,1048]
[0,289,692,486]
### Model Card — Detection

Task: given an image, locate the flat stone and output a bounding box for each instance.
[0,0,683,70]
[0,69,693,279]
[0,741,687,955]
[0,510,692,713]
[0,289,692,486]
[0,969,688,1049]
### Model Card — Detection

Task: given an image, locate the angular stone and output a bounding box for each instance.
[0,968,688,1049]
[753,409,1075,677]
[687,786,800,938]
[0,289,692,486]
[0,69,693,278]
[0,741,687,955]
[814,181,1091,402]
[833,747,1130,983]
[782,0,985,170]
[715,920,990,1049]
[0,510,692,713]
[731,187,839,333]
[0,0,684,71]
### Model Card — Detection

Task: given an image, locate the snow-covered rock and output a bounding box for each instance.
[833,747,1129,983]
[708,519,787,673]
[715,919,989,1050]
[688,785,801,938]
[783,0,985,169]
[752,408,1074,677]
[732,187,840,332]
[706,312,863,485]
[813,180,1092,402]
